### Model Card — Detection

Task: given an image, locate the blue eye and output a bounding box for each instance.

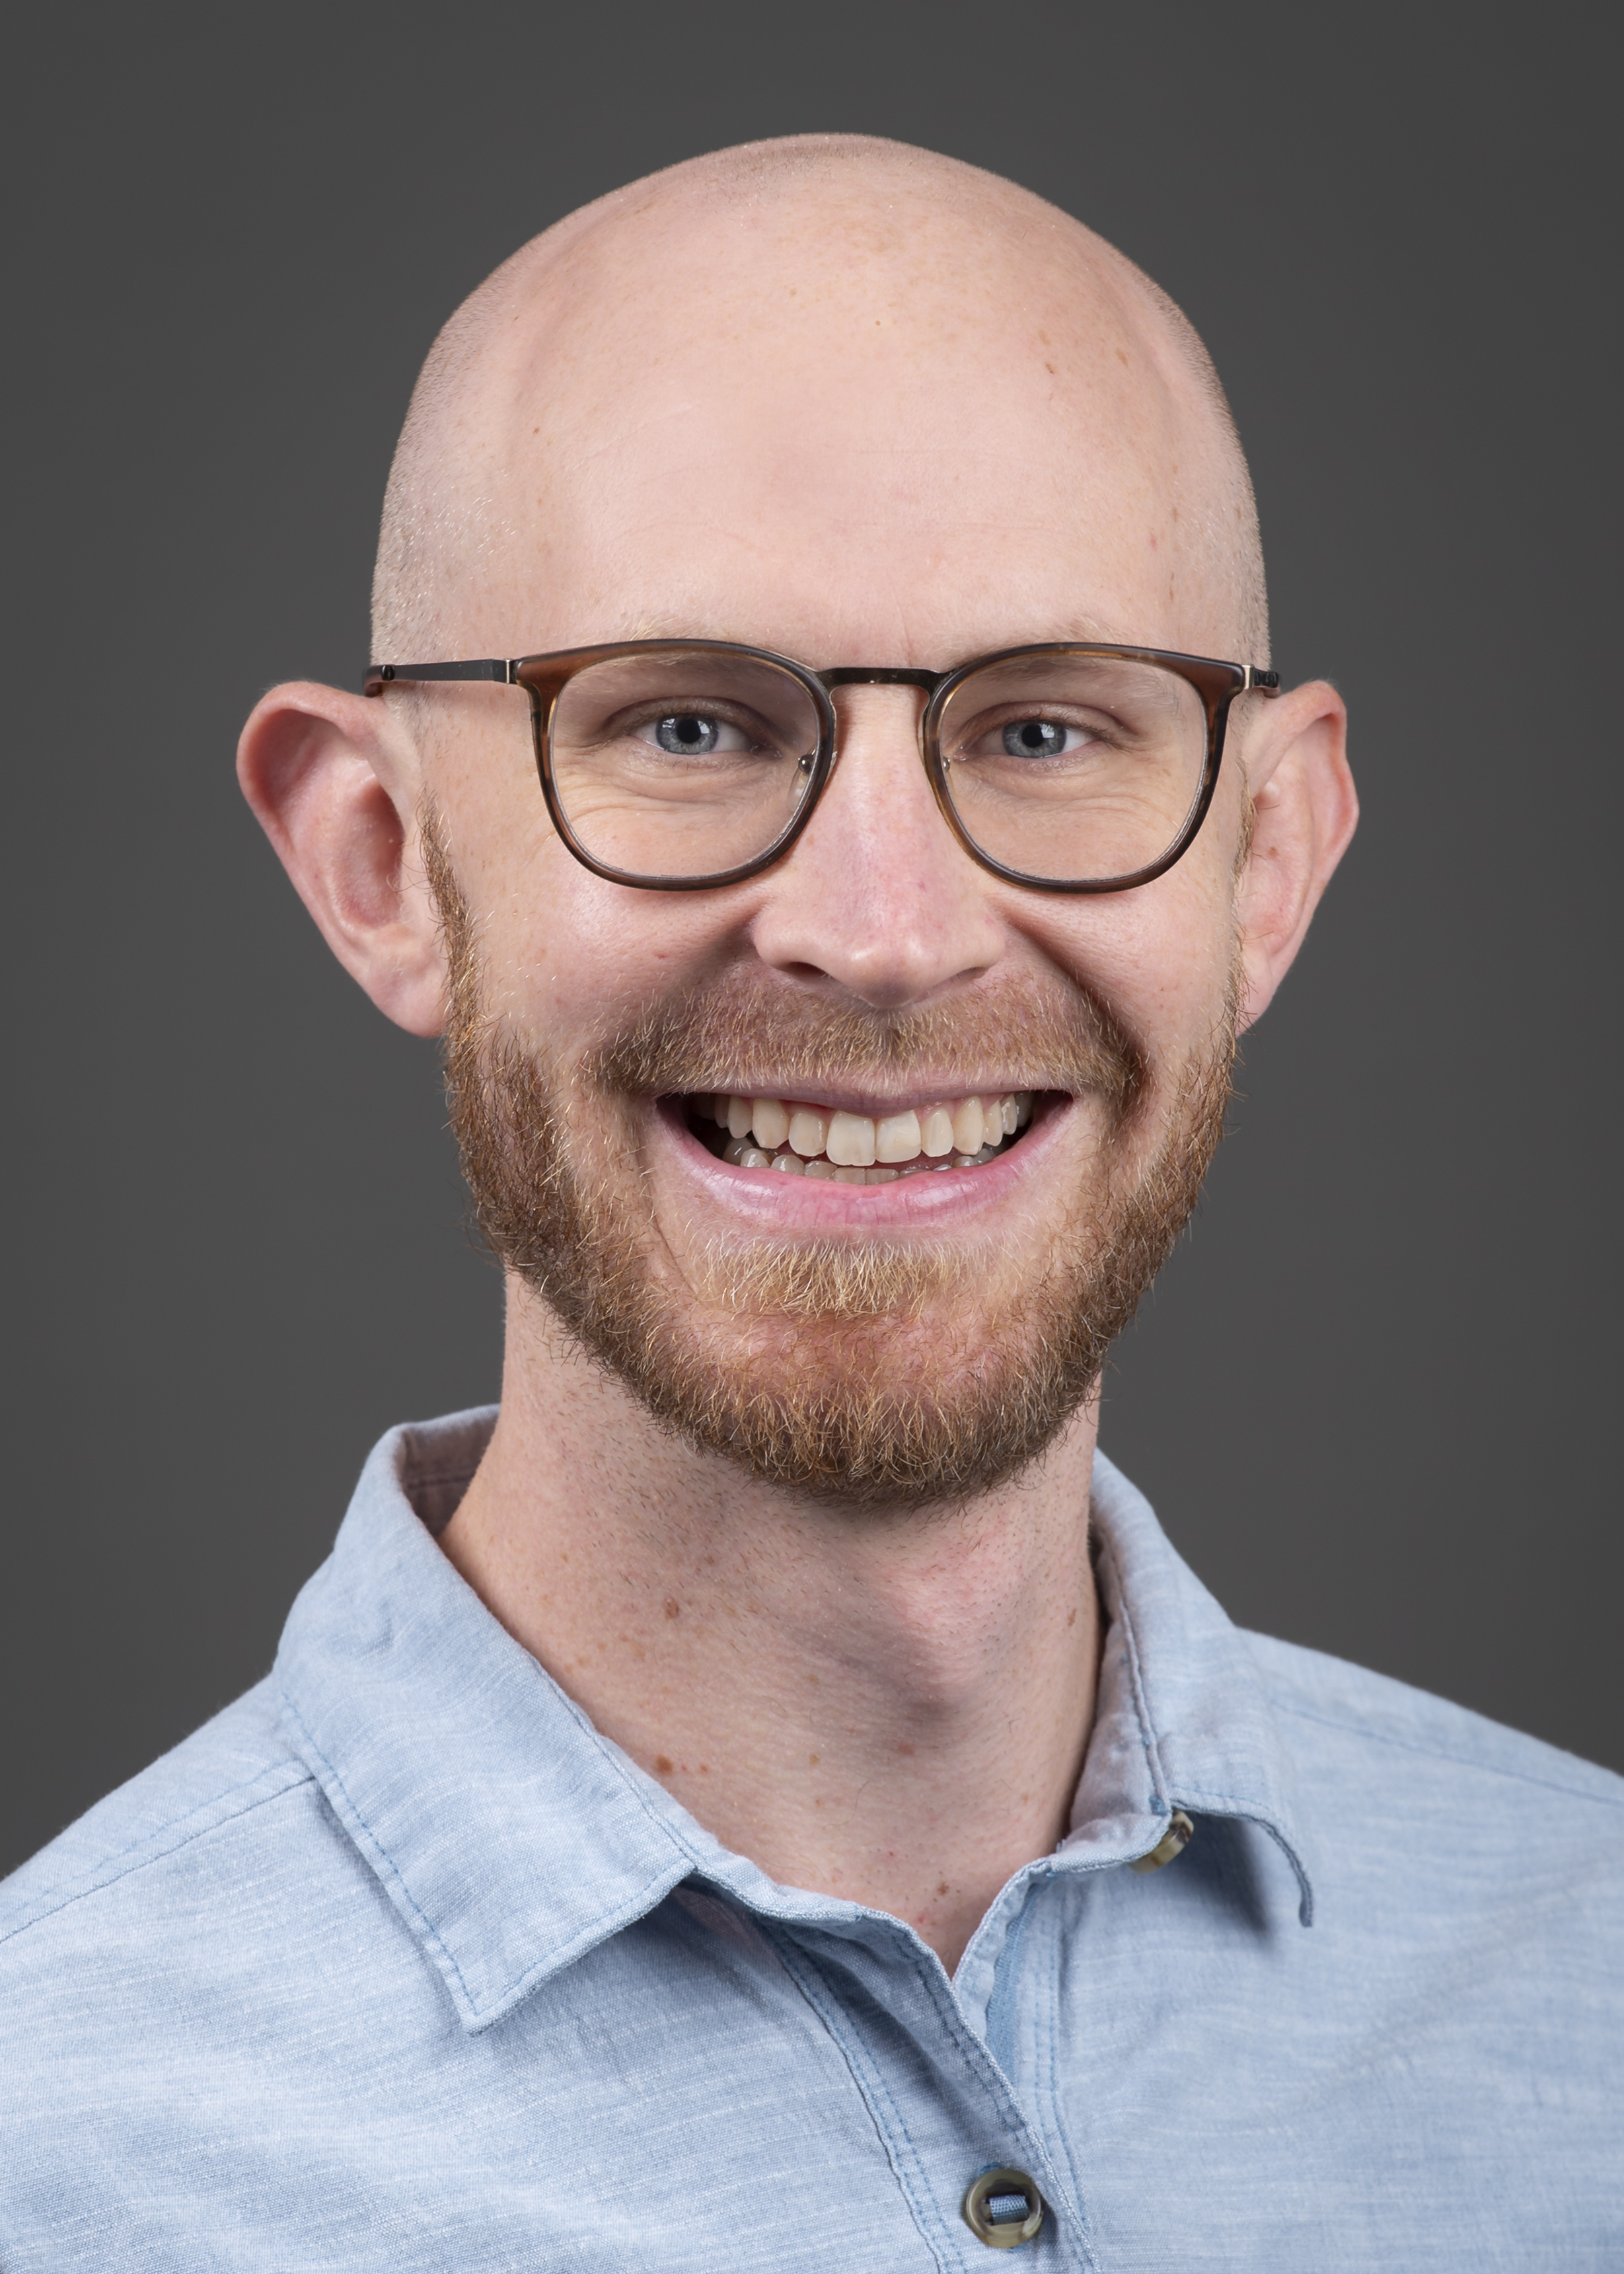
[655,713,721,754]
[1003,718,1069,758]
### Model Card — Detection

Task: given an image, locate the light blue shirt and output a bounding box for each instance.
[3,1408,1619,2267]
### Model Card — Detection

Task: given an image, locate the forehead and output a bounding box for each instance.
[462,187,1216,662]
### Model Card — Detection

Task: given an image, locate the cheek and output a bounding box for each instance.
[427,708,670,1043]
[1021,845,1238,1069]
[464,819,749,1057]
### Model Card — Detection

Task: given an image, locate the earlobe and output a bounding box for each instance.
[1234,681,1358,1030]
[236,683,447,1038]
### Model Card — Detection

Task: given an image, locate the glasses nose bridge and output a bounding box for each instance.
[817,666,941,693]
[815,664,942,766]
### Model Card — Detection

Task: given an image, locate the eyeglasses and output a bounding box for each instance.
[363,640,1279,893]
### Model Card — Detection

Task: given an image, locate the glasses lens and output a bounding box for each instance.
[934,654,1210,884]
[548,649,823,880]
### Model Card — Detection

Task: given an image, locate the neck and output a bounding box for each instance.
[440,1281,1103,1972]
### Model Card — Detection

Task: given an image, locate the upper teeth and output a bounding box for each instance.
[702,1090,1034,1180]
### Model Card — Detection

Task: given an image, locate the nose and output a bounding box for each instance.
[746,683,1004,1009]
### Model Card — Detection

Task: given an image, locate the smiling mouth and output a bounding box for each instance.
[681,1090,1039,1184]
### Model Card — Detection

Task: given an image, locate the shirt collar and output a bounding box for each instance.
[276,1408,1312,2035]
[1067,1455,1314,1923]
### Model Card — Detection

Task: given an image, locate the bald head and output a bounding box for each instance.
[372,135,1267,673]
[244,133,1356,1542]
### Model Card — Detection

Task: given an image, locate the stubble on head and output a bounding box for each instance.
[422,809,1238,1511]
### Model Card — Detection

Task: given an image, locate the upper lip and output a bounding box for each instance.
[669,1084,1057,1116]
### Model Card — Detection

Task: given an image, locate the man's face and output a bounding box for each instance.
[413,193,1253,1505]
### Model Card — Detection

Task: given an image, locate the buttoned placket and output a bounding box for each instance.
[274,1411,1314,2269]
[752,1883,1090,2268]
[677,1793,1232,2270]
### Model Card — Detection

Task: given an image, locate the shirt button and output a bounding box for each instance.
[961,2168,1045,2248]
[1127,1807,1195,1874]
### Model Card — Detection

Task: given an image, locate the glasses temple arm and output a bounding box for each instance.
[363,660,515,697]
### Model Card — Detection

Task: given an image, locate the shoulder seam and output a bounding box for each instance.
[0,1760,314,1948]
[1269,1694,1624,1809]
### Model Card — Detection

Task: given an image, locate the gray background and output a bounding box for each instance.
[5,1,1618,1880]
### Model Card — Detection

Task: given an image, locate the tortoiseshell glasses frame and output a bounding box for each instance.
[363,640,1280,894]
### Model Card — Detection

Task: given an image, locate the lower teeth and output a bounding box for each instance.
[715,1133,1007,1180]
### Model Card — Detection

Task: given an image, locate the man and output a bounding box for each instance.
[2,134,1618,2268]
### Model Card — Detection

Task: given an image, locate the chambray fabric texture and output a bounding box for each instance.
[2,1410,1620,2270]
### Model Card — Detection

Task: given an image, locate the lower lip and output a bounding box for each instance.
[655,1097,1068,1229]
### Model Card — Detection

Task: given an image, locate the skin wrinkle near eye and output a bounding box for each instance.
[533,639,1217,889]
[423,805,1239,1510]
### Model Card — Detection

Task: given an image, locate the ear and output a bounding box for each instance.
[236,682,446,1038]
[1234,679,1358,1031]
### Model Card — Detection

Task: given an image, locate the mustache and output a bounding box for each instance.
[584,964,1144,1108]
